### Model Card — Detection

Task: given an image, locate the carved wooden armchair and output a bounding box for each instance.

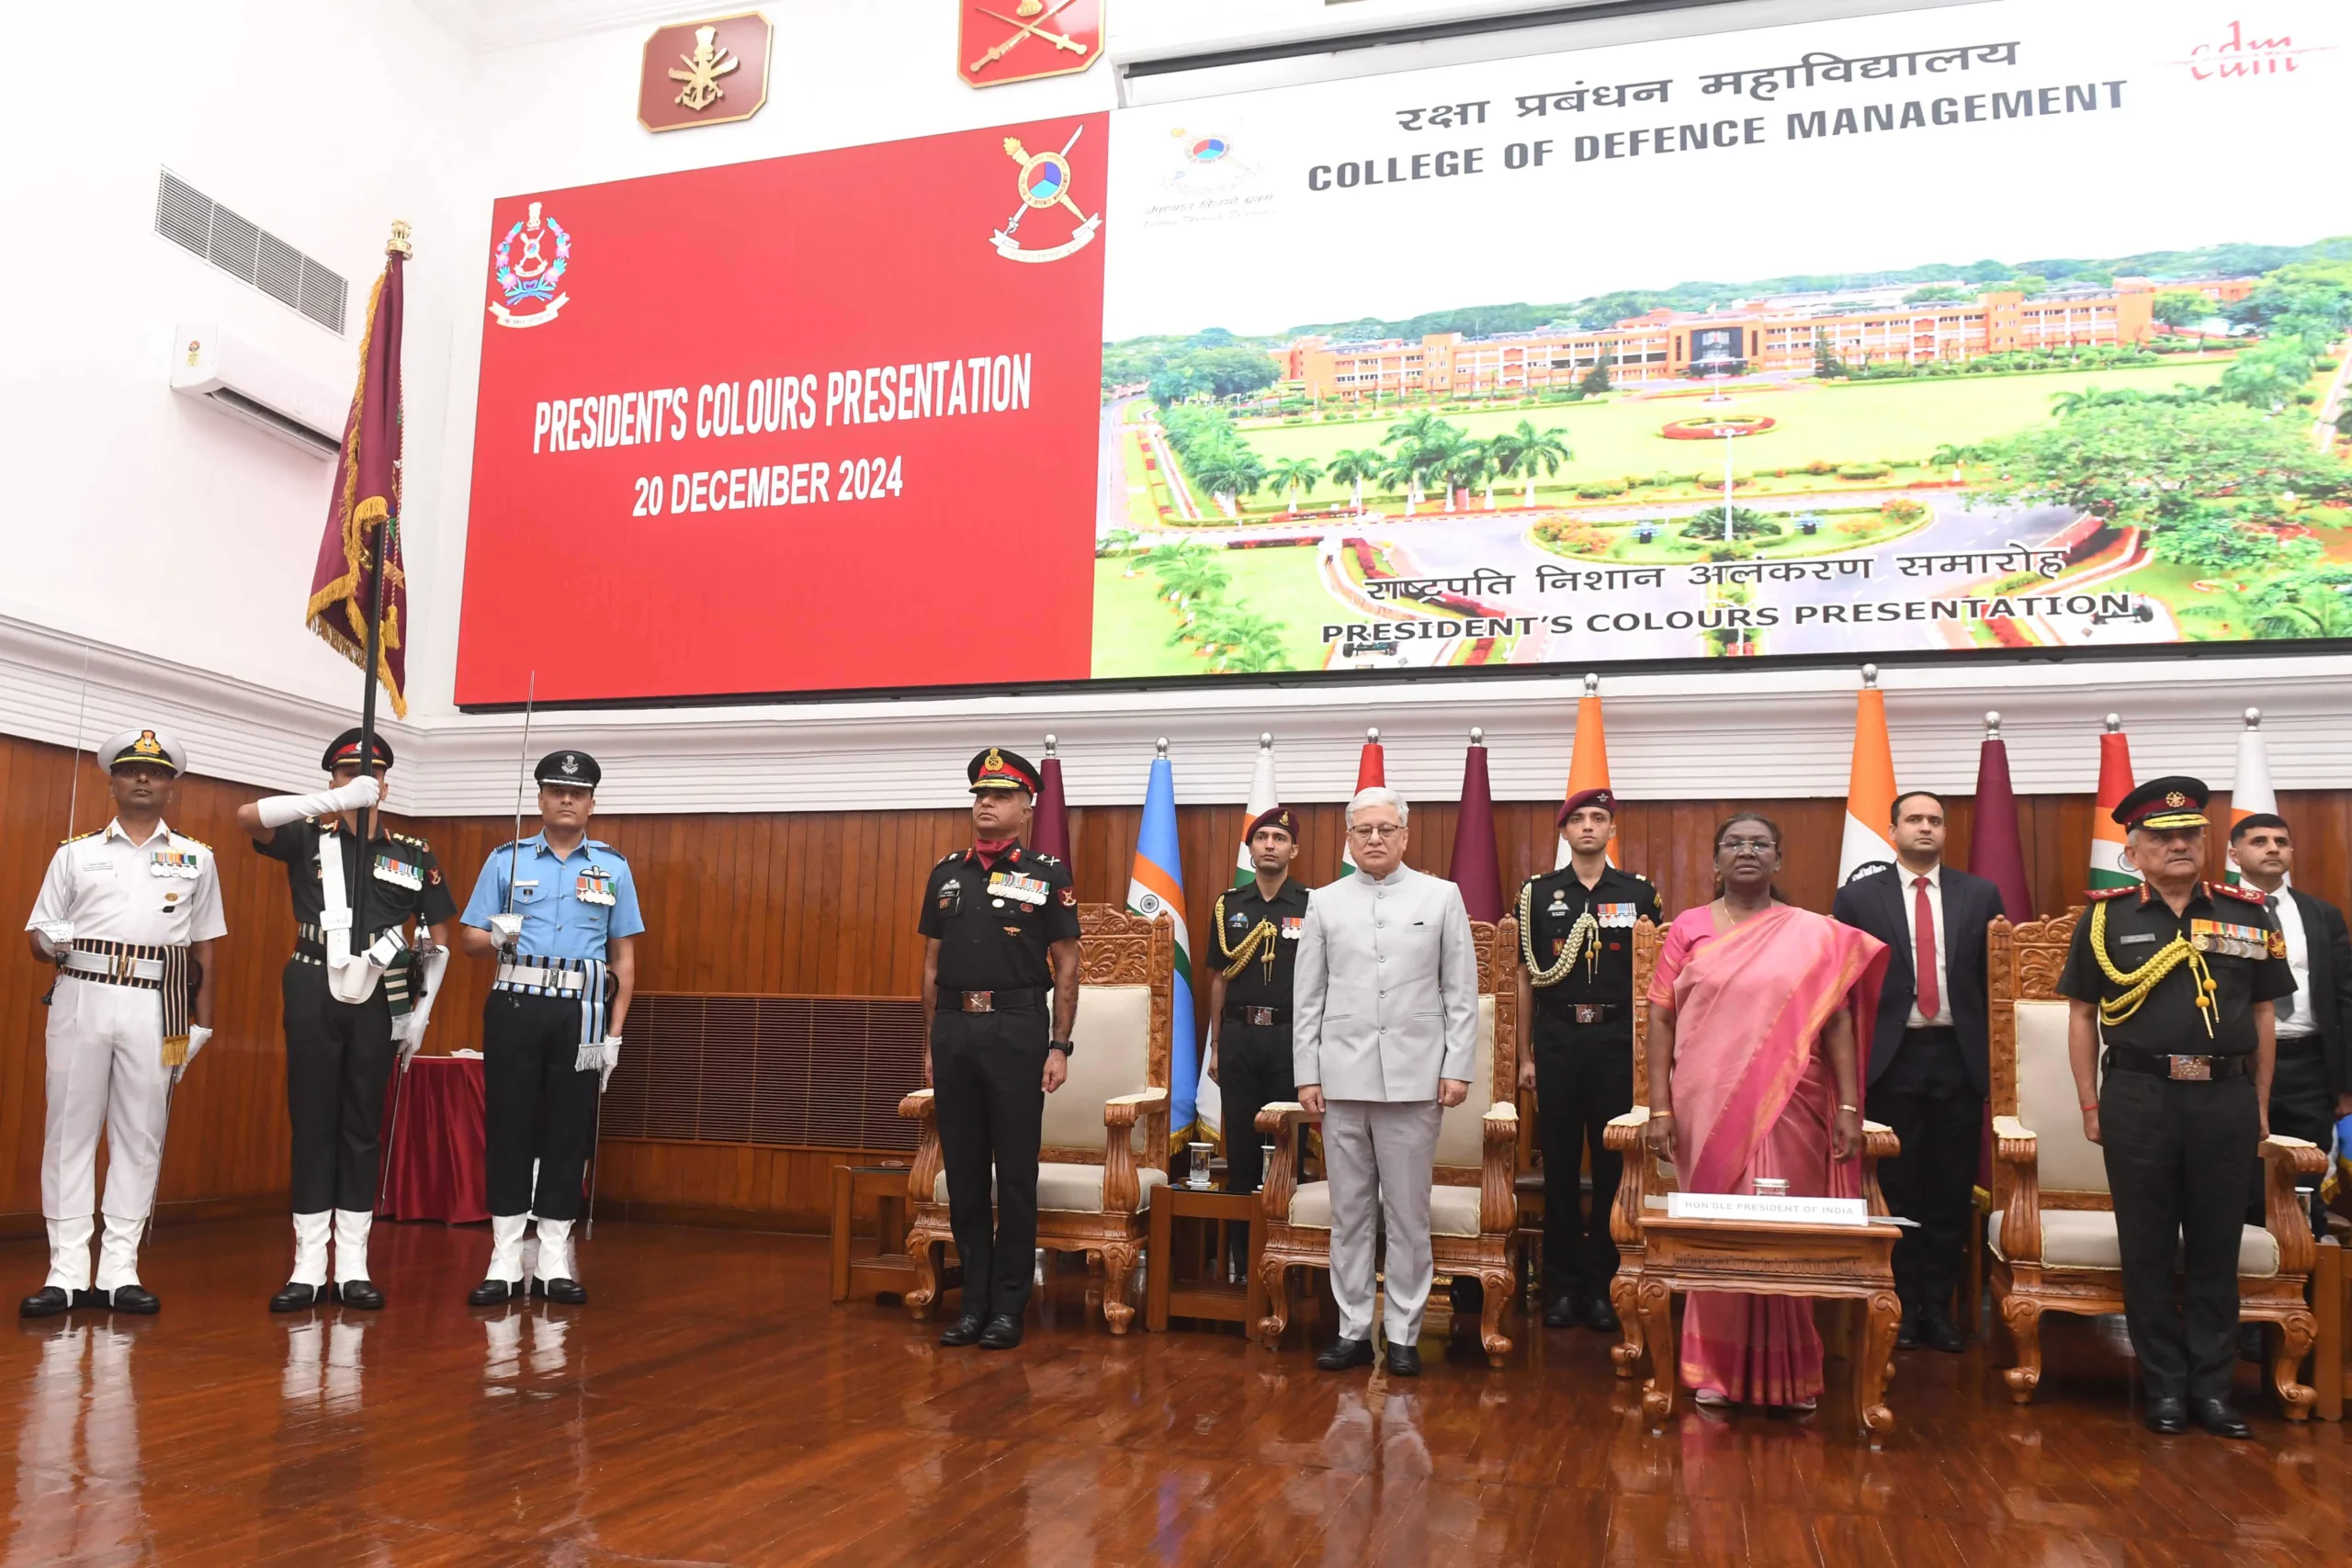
[1253,919,1520,1366]
[1986,910,2326,1415]
[900,907,1173,1335]
[1601,918,1904,1380]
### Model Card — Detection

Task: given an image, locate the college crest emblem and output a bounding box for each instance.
[489,201,571,329]
[960,0,1103,89]
[990,126,1101,265]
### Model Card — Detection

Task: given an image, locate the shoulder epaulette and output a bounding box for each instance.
[389,830,430,850]
[938,850,964,865]
[173,832,213,852]
[1032,852,1064,867]
[2211,880,2267,905]
[61,829,99,846]
[2085,886,2137,901]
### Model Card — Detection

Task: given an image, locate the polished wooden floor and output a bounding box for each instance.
[1,1217,2346,1566]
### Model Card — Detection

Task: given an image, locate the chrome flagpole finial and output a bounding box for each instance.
[1043,733,1057,758]
[2103,713,2122,733]
[1154,736,1169,758]
[1984,711,2001,739]
[1860,663,1879,688]
[2244,707,2262,729]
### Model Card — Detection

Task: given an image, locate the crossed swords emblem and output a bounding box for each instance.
[968,0,1090,76]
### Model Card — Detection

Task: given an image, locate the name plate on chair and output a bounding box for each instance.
[1665,1193,1871,1226]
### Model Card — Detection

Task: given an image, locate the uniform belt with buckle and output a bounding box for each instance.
[1227,1004,1289,1027]
[61,947,167,986]
[2104,1047,2251,1082]
[494,962,588,993]
[946,987,1044,1014]
[1540,1001,1619,1025]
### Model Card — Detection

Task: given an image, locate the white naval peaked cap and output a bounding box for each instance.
[100,727,188,776]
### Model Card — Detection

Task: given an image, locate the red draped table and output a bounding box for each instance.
[376,1055,489,1224]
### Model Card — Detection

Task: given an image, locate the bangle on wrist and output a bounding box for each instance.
[2080,1102,2098,1113]
[1837,1103,1860,1114]
[1650,1110,1673,1119]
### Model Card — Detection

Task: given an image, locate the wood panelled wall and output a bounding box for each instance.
[6,730,2349,1232]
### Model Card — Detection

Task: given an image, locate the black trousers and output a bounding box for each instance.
[1217,1023,1296,1194]
[2248,1038,2335,1231]
[1866,1030,1984,1318]
[2101,1066,2260,1403]
[932,1007,1049,1320]
[1532,1017,1633,1302]
[281,960,395,1214]
[483,991,601,1222]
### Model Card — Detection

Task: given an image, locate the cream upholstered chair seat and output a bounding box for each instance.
[899,907,1174,1335]
[1256,925,1521,1367]
[1986,911,2325,1414]
[1987,1209,2280,1277]
[934,1164,1170,1214]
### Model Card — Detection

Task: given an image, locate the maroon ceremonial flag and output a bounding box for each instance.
[1967,719,2034,923]
[307,235,409,716]
[1032,744,1071,867]
[1451,732,1504,922]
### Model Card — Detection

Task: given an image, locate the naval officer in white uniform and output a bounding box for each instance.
[21,728,223,1316]
[1292,784,1479,1376]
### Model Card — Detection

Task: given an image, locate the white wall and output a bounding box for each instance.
[1,0,2345,816]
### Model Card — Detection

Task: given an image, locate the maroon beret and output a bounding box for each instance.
[1245,806,1297,842]
[1556,787,1616,827]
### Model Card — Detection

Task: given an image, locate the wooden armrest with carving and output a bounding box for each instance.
[899,1089,941,1205]
[1606,1107,1651,1247]
[1601,1105,1647,1156]
[1257,1100,1314,1222]
[1989,1114,2041,1263]
[1479,1102,1518,1235]
[1099,1088,1169,1217]
[2260,1134,2327,1276]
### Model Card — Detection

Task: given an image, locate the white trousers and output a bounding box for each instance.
[42,978,172,1290]
[1323,1099,1442,1346]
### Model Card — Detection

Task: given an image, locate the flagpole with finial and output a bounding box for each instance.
[346,219,413,934]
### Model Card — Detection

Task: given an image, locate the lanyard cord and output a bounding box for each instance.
[1520,880,1600,988]
[2089,898,2217,1038]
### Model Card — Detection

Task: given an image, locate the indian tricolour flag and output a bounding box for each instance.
[2089,718,2140,892]
[1837,679,1898,886]
[2226,708,2275,886]
[1236,735,1280,889]
[1338,728,1385,879]
[1126,745,1200,1142]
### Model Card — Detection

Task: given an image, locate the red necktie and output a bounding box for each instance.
[1913,874,1940,1020]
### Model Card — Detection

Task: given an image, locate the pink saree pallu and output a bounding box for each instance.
[1648,903,1887,1406]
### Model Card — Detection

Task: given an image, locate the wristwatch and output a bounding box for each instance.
[1049,1040,1074,1056]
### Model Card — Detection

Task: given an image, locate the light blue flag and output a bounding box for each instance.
[1125,749,1198,1144]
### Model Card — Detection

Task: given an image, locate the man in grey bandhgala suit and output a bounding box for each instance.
[1293,785,1480,1378]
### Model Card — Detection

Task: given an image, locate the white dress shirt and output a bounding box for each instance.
[1899,860,1952,1030]
[2267,882,2313,1039]
[27,819,226,948]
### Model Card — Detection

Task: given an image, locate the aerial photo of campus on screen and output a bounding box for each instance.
[1091,237,2352,676]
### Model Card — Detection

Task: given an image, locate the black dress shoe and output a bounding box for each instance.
[977,1313,1023,1349]
[1385,1342,1422,1377]
[938,1314,986,1347]
[468,1279,520,1307]
[535,1277,588,1306]
[1584,1293,1622,1334]
[1316,1337,1375,1371]
[107,1285,159,1315]
[1921,1311,1967,1354]
[270,1281,325,1313]
[2191,1398,2251,1439]
[1895,1311,1923,1351]
[2143,1397,2188,1435]
[18,1287,70,1319]
[337,1279,385,1311]
[1542,1294,1583,1329]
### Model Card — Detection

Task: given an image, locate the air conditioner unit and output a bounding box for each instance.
[169,322,345,459]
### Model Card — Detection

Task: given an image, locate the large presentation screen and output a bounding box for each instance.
[458,0,2349,705]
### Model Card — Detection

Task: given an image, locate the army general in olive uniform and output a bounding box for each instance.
[2058,776,2293,1440]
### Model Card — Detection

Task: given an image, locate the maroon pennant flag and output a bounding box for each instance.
[307,231,409,716]
[1032,739,1071,868]
[1451,730,1504,922]
[1967,714,2034,922]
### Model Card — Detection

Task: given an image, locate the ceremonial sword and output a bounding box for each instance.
[39,644,94,1007]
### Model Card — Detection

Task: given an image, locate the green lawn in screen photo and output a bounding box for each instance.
[1091,547,1340,677]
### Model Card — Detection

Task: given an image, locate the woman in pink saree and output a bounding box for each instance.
[1644,813,1887,1411]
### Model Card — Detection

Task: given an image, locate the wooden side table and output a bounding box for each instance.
[831,1163,916,1303]
[1628,1214,1904,1435]
[1146,1184,1264,1333]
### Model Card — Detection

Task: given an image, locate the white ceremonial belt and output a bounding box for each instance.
[495,963,588,993]
[62,950,166,984]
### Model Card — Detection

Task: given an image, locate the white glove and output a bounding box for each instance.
[392,945,449,1064]
[488,912,525,946]
[576,1036,622,1090]
[173,1024,213,1085]
[254,774,381,829]
[33,920,74,958]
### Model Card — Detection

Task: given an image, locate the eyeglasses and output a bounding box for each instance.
[1718,837,1778,853]
[1347,824,1405,840]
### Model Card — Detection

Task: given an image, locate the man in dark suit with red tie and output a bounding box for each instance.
[1831,791,2007,1353]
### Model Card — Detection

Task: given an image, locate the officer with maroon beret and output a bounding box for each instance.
[1207,806,1310,1197]
[1512,787,1660,1335]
